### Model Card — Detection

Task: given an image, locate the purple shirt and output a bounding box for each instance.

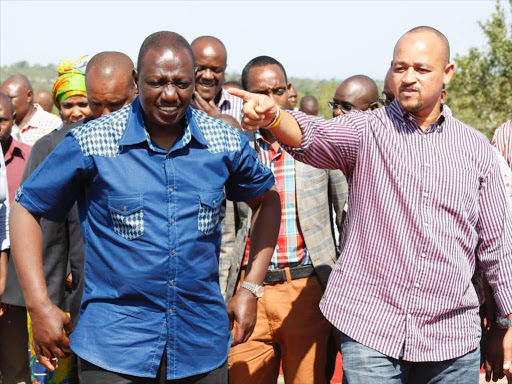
[285,100,512,362]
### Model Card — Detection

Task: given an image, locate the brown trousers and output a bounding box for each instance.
[228,272,331,384]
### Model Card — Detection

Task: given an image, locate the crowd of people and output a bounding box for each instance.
[0,25,511,384]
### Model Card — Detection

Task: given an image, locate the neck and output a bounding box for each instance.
[146,118,186,151]
[412,100,442,131]
[2,136,12,155]
[214,89,223,105]
[260,129,280,151]
[18,104,36,128]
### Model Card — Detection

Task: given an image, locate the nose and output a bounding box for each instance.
[333,109,341,118]
[202,68,214,80]
[403,67,416,84]
[161,84,178,103]
[71,107,84,119]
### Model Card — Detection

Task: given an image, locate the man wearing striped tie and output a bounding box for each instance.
[229,26,512,383]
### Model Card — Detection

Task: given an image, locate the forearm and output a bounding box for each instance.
[9,201,50,311]
[0,250,7,295]
[268,111,303,148]
[245,187,281,284]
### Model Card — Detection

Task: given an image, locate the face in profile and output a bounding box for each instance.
[287,85,298,109]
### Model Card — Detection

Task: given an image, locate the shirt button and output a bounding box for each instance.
[169,188,174,193]
[402,122,406,126]
[171,250,176,255]
[425,163,431,168]
[168,309,174,315]
[414,282,420,288]
[169,280,175,286]
[423,192,429,198]
[407,313,412,320]
[122,206,127,211]
[421,252,426,258]
[170,219,175,224]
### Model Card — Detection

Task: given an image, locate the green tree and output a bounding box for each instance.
[447,0,512,138]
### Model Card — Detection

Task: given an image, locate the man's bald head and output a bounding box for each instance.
[332,75,379,117]
[191,36,227,102]
[288,84,298,109]
[85,51,137,118]
[0,93,14,116]
[0,74,34,125]
[299,95,319,116]
[0,93,15,146]
[391,26,454,115]
[396,26,450,65]
[34,90,53,112]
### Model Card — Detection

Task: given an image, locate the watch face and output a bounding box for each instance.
[255,286,265,298]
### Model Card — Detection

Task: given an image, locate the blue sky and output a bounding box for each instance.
[0,0,503,80]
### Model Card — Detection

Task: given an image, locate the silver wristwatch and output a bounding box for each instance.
[241,281,264,298]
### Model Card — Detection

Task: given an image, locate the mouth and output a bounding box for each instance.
[157,105,179,116]
[400,88,419,96]
[198,82,216,90]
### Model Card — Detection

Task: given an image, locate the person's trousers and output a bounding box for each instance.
[79,352,228,384]
[340,333,481,384]
[228,272,331,384]
[0,305,31,384]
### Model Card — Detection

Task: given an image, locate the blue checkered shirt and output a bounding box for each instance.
[16,97,274,380]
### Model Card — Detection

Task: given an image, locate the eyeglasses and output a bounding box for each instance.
[327,100,354,112]
[378,93,394,107]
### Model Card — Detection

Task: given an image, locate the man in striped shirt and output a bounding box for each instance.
[0,75,62,146]
[229,26,512,383]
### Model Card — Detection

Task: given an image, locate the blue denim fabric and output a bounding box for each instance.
[16,98,274,380]
[340,333,480,384]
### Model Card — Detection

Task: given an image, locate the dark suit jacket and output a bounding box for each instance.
[3,119,90,326]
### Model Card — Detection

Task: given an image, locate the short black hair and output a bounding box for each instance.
[241,56,288,91]
[0,93,14,116]
[136,31,194,74]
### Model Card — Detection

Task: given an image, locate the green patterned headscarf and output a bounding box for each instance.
[52,56,88,109]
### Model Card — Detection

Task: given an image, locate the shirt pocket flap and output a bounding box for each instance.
[199,190,224,208]
[108,195,144,215]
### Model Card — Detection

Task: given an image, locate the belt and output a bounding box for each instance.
[264,265,315,285]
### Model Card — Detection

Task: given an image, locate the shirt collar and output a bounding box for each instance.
[388,99,447,133]
[217,88,231,110]
[4,137,26,162]
[22,104,44,129]
[120,97,209,150]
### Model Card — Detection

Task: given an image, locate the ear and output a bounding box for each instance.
[287,83,292,91]
[443,62,455,86]
[27,89,33,104]
[132,69,139,87]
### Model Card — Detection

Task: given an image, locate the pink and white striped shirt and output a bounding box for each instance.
[492,120,512,168]
[13,104,62,146]
[285,101,512,362]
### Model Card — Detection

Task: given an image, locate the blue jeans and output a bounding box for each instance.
[340,333,480,384]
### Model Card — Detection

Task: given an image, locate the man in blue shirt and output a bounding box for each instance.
[9,31,280,384]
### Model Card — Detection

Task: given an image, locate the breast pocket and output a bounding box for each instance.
[198,190,224,235]
[108,195,145,240]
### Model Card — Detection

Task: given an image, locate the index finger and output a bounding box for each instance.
[226,88,255,102]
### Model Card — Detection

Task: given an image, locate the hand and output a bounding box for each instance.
[193,91,221,117]
[227,288,258,346]
[226,88,278,131]
[29,301,73,371]
[484,326,507,382]
[503,327,512,377]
